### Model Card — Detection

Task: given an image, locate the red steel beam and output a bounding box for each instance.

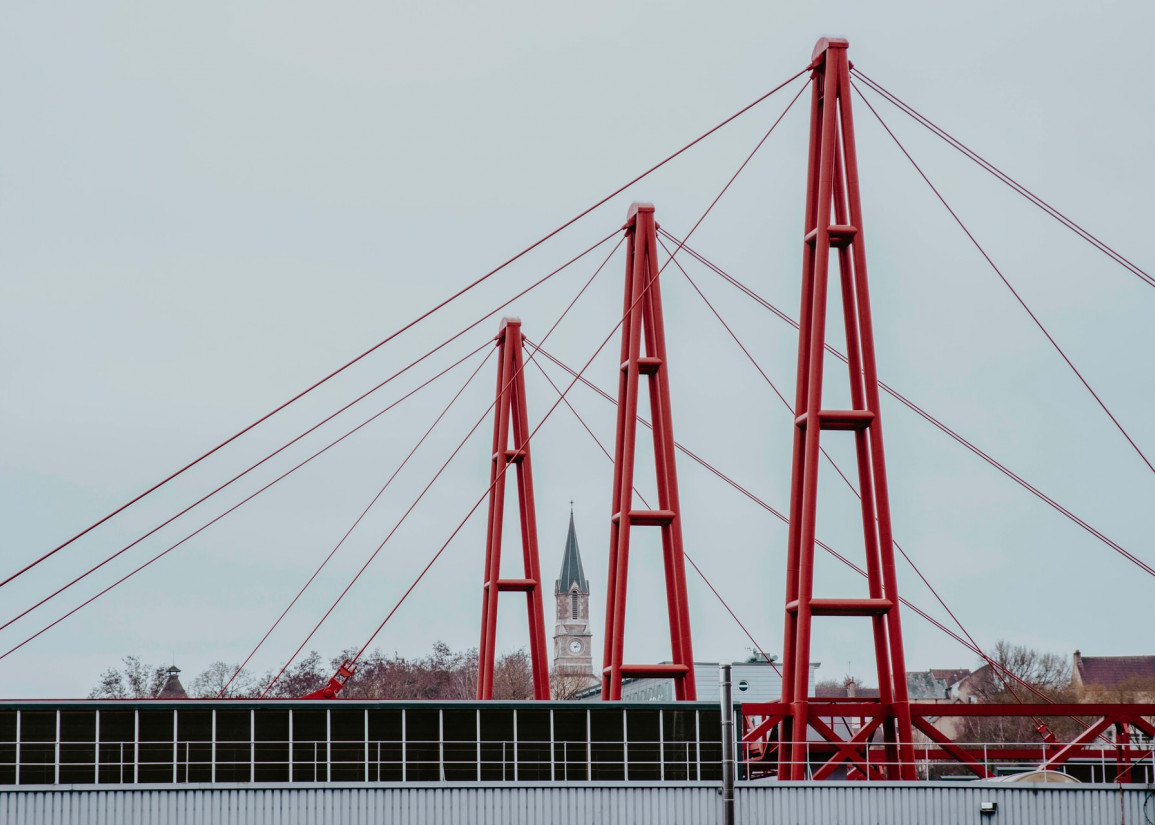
[778,36,915,779]
[743,700,1155,780]
[477,318,551,700]
[602,202,697,701]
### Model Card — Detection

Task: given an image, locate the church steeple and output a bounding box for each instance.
[556,509,588,595]
[552,508,597,693]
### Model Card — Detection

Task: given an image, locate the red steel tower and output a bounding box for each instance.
[777,38,916,778]
[477,318,551,700]
[602,203,697,701]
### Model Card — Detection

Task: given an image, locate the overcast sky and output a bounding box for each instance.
[2,0,1153,698]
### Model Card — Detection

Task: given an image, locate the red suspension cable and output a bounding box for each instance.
[660,244,1044,709]
[658,228,1155,580]
[526,342,1085,707]
[219,344,496,697]
[852,79,1155,481]
[261,236,624,695]
[527,355,782,673]
[850,68,1155,290]
[3,66,810,592]
[4,231,620,627]
[0,339,492,664]
[329,128,787,678]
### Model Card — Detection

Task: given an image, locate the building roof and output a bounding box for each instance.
[157,666,188,699]
[929,668,971,687]
[1074,651,1155,690]
[556,511,588,594]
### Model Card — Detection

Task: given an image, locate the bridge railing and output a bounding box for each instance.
[6,736,1153,785]
[0,736,721,784]
[740,738,1155,784]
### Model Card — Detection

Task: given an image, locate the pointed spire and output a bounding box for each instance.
[557,510,588,594]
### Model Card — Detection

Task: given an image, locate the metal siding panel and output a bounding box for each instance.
[1,783,1152,824]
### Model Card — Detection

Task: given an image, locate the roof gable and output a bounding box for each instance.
[1077,655,1155,689]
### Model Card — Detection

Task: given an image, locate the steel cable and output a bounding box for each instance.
[5,231,624,634]
[0,339,493,663]
[260,236,625,694]
[526,353,782,675]
[526,341,1097,712]
[317,88,807,682]
[850,68,1155,290]
[3,65,811,591]
[658,228,1155,581]
[218,344,497,697]
[851,78,1155,482]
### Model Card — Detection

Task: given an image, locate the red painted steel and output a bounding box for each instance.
[303,659,356,699]
[477,318,551,700]
[741,701,1155,781]
[602,203,697,701]
[778,37,916,779]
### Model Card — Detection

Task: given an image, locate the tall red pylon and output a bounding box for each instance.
[777,38,916,779]
[478,318,551,700]
[602,203,697,701]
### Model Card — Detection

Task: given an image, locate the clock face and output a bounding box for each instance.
[568,640,583,654]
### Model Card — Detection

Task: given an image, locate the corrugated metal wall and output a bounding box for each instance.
[1,782,1151,824]
[737,782,1153,824]
[0,784,719,825]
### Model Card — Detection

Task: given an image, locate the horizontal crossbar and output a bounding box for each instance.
[795,410,875,431]
[786,597,893,616]
[609,663,691,678]
[611,509,676,526]
[485,579,537,592]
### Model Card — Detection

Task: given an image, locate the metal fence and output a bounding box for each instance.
[742,738,1155,783]
[3,701,1152,787]
[0,701,723,785]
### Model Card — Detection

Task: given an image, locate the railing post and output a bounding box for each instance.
[94,709,100,785]
[54,709,60,785]
[720,664,736,825]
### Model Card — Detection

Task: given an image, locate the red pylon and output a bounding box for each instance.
[478,318,551,700]
[602,203,697,701]
[778,38,916,779]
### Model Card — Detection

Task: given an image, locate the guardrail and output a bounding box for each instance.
[0,701,724,785]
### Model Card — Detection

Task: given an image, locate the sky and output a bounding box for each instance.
[1,0,1153,699]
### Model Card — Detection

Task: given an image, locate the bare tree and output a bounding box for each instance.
[188,661,261,698]
[550,668,596,700]
[89,643,536,700]
[491,649,534,700]
[89,656,168,699]
[957,641,1081,744]
[259,651,329,699]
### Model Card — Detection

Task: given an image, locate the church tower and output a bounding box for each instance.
[553,510,596,689]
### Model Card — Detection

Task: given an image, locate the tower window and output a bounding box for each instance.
[571,592,578,619]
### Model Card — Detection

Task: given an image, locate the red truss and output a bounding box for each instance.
[477,318,551,700]
[777,37,915,778]
[602,203,697,701]
[742,701,1155,781]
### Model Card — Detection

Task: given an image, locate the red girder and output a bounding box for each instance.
[742,700,1155,781]
[602,203,697,701]
[777,36,915,779]
[303,659,356,700]
[477,319,551,700]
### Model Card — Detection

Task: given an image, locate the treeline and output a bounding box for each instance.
[89,642,535,700]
